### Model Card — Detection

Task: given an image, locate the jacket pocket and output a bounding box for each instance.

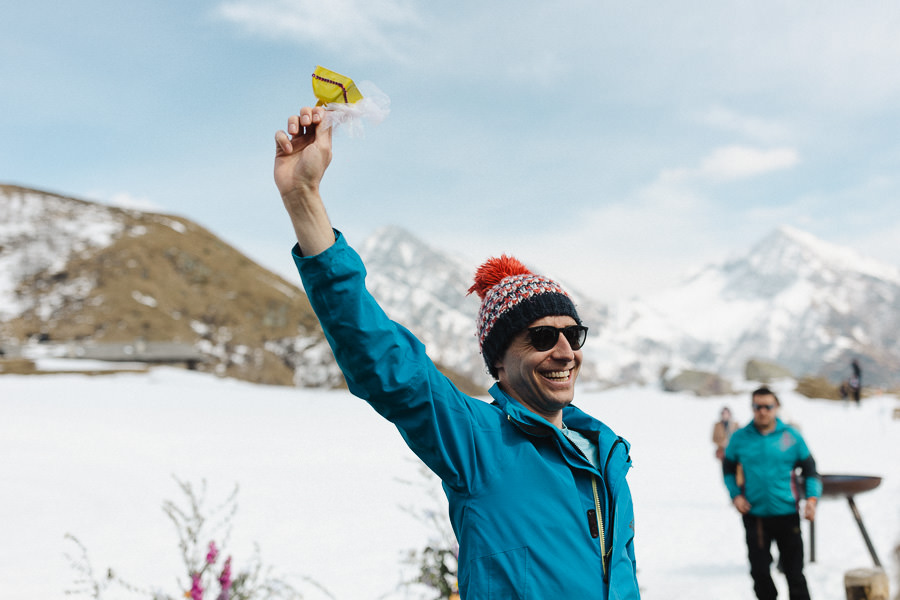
[468,546,529,599]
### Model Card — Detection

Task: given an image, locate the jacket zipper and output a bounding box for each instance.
[506,412,619,579]
[591,475,608,578]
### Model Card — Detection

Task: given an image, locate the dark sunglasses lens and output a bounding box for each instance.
[529,327,559,351]
[528,326,588,351]
[562,326,587,350]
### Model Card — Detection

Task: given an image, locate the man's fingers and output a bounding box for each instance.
[275,130,293,155]
[288,107,327,137]
[277,107,331,155]
[298,106,326,126]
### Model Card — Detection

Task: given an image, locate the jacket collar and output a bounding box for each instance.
[748,416,786,436]
[488,383,559,436]
[489,383,616,435]
[488,383,632,478]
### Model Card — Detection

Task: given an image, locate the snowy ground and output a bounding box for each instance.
[2,365,898,599]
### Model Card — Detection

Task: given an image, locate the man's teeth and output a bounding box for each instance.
[544,370,570,380]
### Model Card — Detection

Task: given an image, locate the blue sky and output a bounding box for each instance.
[3,1,900,302]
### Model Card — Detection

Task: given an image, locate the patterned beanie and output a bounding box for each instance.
[467,255,581,378]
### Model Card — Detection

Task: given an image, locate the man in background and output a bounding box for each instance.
[723,387,821,600]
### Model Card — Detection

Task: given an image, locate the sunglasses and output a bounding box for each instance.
[752,403,777,412]
[527,325,589,352]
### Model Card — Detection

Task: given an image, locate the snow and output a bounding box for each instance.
[155,217,187,234]
[1,367,898,600]
[34,357,149,371]
[0,188,124,320]
[131,291,158,308]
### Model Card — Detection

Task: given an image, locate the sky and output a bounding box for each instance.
[4,1,900,302]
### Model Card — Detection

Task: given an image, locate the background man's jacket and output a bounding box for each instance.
[723,418,822,516]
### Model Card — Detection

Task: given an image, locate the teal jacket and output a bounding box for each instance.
[294,232,640,599]
[723,418,822,516]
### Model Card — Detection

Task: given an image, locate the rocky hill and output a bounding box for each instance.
[0,184,340,386]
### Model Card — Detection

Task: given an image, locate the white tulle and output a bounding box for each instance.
[322,81,391,138]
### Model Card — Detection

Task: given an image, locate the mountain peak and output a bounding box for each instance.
[608,223,900,387]
[754,225,900,284]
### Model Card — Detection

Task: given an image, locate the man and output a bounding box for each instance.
[274,106,640,598]
[723,387,821,600]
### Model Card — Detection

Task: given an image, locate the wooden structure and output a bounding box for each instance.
[843,567,889,600]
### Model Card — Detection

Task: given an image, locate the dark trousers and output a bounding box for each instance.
[742,513,810,600]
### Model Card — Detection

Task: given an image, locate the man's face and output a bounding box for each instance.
[495,315,583,423]
[751,393,779,431]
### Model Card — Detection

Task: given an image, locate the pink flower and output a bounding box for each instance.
[219,556,232,589]
[206,541,219,565]
[217,556,233,600]
[190,572,204,600]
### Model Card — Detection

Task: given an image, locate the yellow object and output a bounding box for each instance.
[312,66,363,105]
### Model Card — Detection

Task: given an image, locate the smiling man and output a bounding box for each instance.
[274,106,640,599]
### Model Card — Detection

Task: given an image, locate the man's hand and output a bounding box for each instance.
[274,106,337,256]
[274,106,332,198]
[733,494,751,514]
[803,497,817,521]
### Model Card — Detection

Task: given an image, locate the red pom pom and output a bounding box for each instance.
[467,254,533,299]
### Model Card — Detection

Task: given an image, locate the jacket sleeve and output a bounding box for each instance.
[293,232,490,492]
[722,435,742,498]
[794,434,822,499]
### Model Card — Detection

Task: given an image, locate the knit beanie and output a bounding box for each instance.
[467,255,581,378]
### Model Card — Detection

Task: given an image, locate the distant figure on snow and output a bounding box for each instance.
[849,358,862,404]
[722,387,821,600]
[712,406,739,461]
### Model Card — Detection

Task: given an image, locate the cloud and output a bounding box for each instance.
[520,143,800,300]
[438,135,808,303]
[662,145,799,184]
[546,195,723,302]
[446,174,725,303]
[700,106,792,144]
[698,146,799,181]
[215,0,423,61]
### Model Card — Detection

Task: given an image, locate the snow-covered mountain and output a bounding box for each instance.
[4,184,899,390]
[358,225,611,389]
[359,226,487,386]
[590,226,900,388]
[357,224,900,390]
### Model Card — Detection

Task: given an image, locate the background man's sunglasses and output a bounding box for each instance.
[527,325,589,352]
[752,403,777,411]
